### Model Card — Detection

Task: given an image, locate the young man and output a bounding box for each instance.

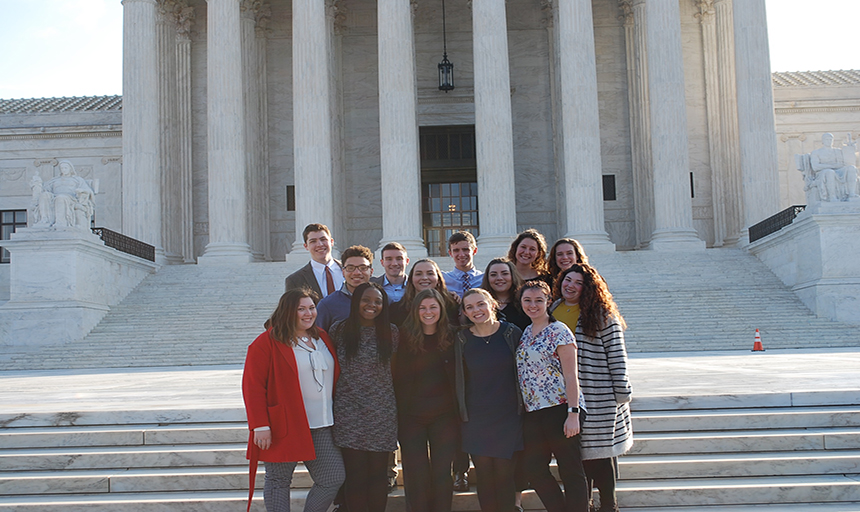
[442,231,483,298]
[371,242,409,303]
[284,223,344,297]
[315,245,374,331]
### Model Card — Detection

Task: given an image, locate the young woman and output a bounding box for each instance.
[481,257,529,331]
[516,280,589,512]
[330,282,399,512]
[547,238,589,290]
[390,259,459,326]
[242,288,344,512]
[455,288,524,512]
[507,229,551,284]
[551,265,632,512]
[394,288,459,512]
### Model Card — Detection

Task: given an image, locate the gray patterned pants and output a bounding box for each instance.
[263,427,345,512]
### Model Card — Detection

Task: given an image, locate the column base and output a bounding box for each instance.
[563,231,616,254]
[198,242,253,265]
[375,237,428,261]
[648,229,706,251]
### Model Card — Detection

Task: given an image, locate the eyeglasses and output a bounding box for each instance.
[344,265,372,273]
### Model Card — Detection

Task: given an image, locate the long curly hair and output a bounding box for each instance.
[548,238,589,282]
[507,229,549,274]
[559,263,626,337]
[332,282,394,362]
[401,289,453,354]
[265,288,321,345]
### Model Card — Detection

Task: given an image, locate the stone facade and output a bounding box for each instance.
[2,0,819,269]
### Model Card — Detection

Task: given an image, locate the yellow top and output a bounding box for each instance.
[553,302,580,333]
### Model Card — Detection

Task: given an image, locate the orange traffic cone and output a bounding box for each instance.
[752,329,765,352]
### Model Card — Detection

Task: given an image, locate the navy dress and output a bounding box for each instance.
[461,328,524,459]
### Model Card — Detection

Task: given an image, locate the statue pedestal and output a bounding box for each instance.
[0,227,159,347]
[748,200,860,325]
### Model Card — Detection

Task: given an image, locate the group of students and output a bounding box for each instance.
[242,223,633,512]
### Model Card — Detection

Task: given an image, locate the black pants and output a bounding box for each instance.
[523,404,589,512]
[399,412,459,512]
[453,449,471,475]
[472,454,517,512]
[340,448,390,512]
[583,457,617,510]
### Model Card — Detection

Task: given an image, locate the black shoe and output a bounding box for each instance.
[388,475,397,493]
[453,472,469,492]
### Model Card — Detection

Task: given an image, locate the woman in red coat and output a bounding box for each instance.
[243,288,344,512]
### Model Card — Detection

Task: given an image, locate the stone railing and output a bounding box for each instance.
[91,227,156,262]
[748,205,806,243]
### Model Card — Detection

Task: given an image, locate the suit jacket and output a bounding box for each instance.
[285,260,341,295]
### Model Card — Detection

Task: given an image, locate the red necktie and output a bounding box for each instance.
[324,265,336,295]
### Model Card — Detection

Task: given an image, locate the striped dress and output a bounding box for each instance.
[551,300,633,460]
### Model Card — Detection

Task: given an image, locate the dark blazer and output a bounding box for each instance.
[284,260,341,295]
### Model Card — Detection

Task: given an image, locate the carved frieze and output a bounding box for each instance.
[0,168,26,182]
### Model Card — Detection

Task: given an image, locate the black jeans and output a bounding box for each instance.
[583,457,618,510]
[399,411,460,512]
[340,448,390,512]
[522,404,589,512]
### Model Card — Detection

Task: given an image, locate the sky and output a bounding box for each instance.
[0,0,858,100]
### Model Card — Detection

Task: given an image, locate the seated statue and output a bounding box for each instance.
[796,133,859,203]
[31,160,97,229]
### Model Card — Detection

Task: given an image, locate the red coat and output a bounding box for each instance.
[242,329,340,510]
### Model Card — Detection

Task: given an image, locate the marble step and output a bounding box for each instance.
[615,474,860,508]
[630,427,860,455]
[0,443,247,471]
[634,405,860,431]
[0,423,246,449]
[620,449,860,479]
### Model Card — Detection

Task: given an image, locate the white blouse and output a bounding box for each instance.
[293,338,335,429]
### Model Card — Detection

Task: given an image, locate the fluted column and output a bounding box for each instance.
[199,0,252,264]
[472,0,518,254]
[122,0,163,257]
[376,0,427,259]
[256,6,272,261]
[240,1,263,261]
[157,2,182,264]
[696,0,726,246]
[173,1,196,262]
[715,0,742,245]
[289,0,336,260]
[557,0,614,252]
[620,0,654,249]
[644,0,703,249]
[733,0,779,237]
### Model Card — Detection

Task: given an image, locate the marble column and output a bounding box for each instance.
[157,2,182,264]
[173,1,196,262]
[122,0,163,257]
[472,0,518,255]
[376,0,427,259]
[696,1,726,246]
[733,0,780,237]
[241,1,263,261]
[620,0,654,249]
[715,0,743,245]
[644,0,703,250]
[199,0,252,264]
[256,6,272,261]
[556,0,614,252]
[289,0,336,260]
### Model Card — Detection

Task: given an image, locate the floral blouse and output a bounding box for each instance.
[516,321,586,413]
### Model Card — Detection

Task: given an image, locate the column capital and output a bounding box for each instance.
[695,0,715,23]
[327,0,347,35]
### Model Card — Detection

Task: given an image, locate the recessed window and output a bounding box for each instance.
[690,172,695,198]
[1,210,27,263]
[286,185,295,212]
[602,175,616,201]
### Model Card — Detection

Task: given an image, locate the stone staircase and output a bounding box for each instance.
[2,248,857,370]
[1,390,858,511]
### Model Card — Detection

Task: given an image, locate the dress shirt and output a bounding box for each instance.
[443,267,484,298]
[380,274,408,303]
[311,259,344,298]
